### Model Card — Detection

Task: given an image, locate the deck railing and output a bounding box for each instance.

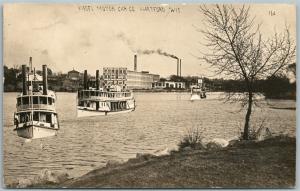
[79,91,133,100]
[17,104,56,112]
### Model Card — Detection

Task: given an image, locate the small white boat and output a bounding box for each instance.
[76,70,136,117]
[190,78,206,101]
[13,58,60,139]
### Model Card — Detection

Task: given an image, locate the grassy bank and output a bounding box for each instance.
[27,136,295,188]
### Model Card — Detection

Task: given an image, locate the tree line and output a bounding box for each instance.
[4,65,53,92]
[164,73,295,100]
[4,64,295,100]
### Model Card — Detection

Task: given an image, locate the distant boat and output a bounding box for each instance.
[190,78,206,101]
[76,70,136,117]
[13,58,60,139]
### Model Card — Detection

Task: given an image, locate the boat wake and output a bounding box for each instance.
[24,139,32,143]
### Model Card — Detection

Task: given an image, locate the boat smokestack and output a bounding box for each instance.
[96,70,99,90]
[134,54,137,72]
[96,70,100,110]
[29,57,32,72]
[22,65,27,95]
[42,65,48,95]
[84,70,88,90]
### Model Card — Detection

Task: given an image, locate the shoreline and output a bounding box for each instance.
[10,135,295,188]
[3,89,191,93]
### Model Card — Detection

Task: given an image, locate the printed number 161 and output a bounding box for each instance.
[269,10,276,16]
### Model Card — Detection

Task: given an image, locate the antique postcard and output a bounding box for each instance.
[3,3,296,188]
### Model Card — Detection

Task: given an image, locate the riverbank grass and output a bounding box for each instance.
[52,135,295,188]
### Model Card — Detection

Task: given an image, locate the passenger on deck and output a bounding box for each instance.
[14,115,19,126]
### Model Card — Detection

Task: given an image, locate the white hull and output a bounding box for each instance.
[77,108,135,117]
[16,125,58,139]
[190,94,201,101]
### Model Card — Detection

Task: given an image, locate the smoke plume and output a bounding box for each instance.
[116,32,178,60]
[116,32,135,52]
[137,49,178,60]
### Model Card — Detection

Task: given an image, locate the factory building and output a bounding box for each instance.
[103,67,127,89]
[126,54,160,89]
[127,71,160,89]
[103,67,159,90]
[102,54,160,90]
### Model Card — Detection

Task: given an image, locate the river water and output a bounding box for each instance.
[3,92,296,185]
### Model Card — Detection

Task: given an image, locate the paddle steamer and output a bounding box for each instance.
[190,78,206,101]
[14,58,59,139]
[77,70,135,117]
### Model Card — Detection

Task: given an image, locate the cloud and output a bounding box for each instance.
[79,32,92,47]
[116,32,136,52]
[32,9,68,30]
[41,49,48,55]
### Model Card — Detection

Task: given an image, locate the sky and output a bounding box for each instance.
[3,3,296,77]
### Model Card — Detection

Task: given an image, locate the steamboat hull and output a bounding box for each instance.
[76,88,136,117]
[15,125,58,139]
[190,94,201,101]
[77,108,135,117]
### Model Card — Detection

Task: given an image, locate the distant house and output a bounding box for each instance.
[68,69,80,80]
[152,81,186,89]
[62,69,82,91]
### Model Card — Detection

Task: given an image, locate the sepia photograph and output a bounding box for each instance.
[3,3,296,188]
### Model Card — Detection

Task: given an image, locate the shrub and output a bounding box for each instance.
[239,119,272,140]
[178,127,205,150]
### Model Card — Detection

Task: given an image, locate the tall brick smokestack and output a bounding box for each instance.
[134,54,137,72]
[84,70,88,90]
[22,65,27,95]
[180,59,182,77]
[177,58,179,76]
[42,65,48,95]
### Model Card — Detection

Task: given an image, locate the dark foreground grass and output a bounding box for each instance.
[43,136,295,188]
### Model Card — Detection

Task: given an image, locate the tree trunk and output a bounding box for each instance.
[243,91,253,140]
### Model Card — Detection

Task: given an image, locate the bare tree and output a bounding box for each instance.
[199,5,296,140]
